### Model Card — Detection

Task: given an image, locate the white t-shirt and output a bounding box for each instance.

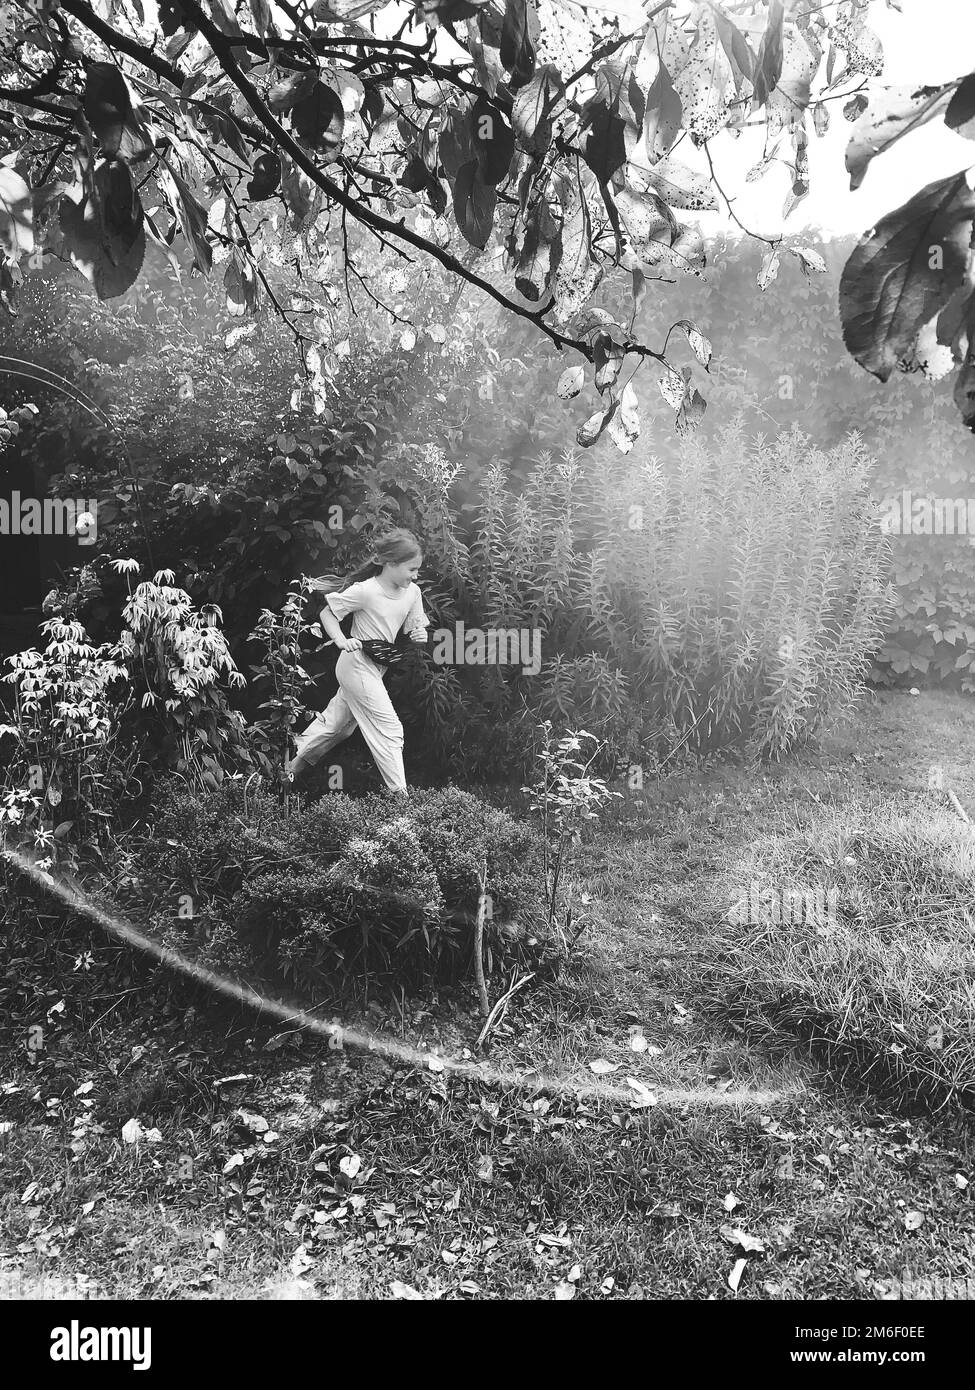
[324,577,428,644]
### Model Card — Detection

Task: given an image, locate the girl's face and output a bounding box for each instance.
[384,552,422,588]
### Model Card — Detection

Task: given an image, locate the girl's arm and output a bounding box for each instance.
[404,588,429,643]
[320,607,362,652]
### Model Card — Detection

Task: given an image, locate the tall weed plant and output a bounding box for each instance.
[388,419,892,771]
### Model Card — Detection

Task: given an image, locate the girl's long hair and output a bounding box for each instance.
[311,527,422,595]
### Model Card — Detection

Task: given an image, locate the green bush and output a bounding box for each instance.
[124,779,287,913]
[126,779,544,993]
[405,785,539,920]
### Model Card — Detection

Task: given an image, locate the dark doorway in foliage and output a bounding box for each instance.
[0,438,90,662]
[0,437,43,661]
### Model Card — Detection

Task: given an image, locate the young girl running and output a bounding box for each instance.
[287,528,428,795]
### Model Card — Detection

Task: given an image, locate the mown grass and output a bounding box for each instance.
[2,689,975,1299]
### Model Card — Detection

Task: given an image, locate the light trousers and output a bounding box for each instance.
[290,649,406,793]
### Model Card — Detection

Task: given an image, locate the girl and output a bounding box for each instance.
[287,528,428,795]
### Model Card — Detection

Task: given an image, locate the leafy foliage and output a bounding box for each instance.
[522,723,619,950]
[0,560,256,865]
[0,399,38,449]
[246,579,319,782]
[838,60,975,431]
[113,559,253,789]
[1,250,551,639]
[0,0,909,447]
[0,617,131,868]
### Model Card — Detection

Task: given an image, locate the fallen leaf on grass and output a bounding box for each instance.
[653,1202,681,1218]
[339,1153,361,1179]
[222,1153,245,1173]
[589,1059,620,1075]
[476,1156,493,1182]
[629,1033,649,1053]
[390,1280,424,1300]
[553,1281,576,1300]
[600,1276,615,1294]
[625,1077,657,1107]
[121,1119,162,1144]
[236,1108,268,1135]
[723,1192,740,1212]
[720,1225,765,1254]
[955,1174,969,1190]
[728,1257,748,1292]
[904,1210,925,1231]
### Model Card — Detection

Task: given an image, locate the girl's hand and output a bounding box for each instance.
[342,637,363,652]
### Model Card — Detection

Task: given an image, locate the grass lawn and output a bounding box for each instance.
[1,688,974,1301]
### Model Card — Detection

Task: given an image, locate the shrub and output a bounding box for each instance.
[115,561,252,788]
[0,618,133,867]
[406,785,539,920]
[125,778,544,994]
[124,779,288,915]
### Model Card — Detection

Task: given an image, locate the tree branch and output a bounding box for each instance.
[58,0,186,89]
[175,0,608,361]
[3,12,72,101]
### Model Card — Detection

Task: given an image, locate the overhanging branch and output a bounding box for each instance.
[176,0,612,361]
